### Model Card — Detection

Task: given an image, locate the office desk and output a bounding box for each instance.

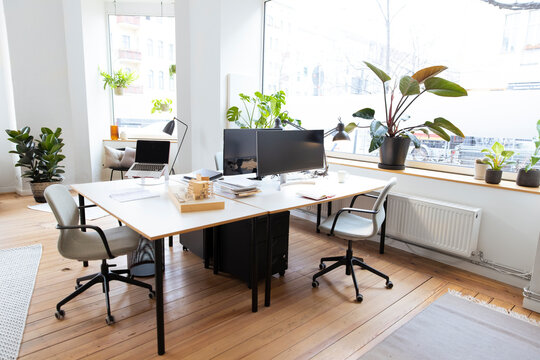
[71,179,267,356]
[217,173,388,307]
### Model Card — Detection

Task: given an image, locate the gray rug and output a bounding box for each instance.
[361,292,540,360]
[0,244,42,360]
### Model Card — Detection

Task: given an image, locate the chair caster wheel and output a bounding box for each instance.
[356,295,363,303]
[182,246,189,252]
[105,315,115,325]
[319,263,326,270]
[312,280,319,288]
[279,270,285,276]
[55,310,65,320]
[148,291,156,299]
[386,281,393,289]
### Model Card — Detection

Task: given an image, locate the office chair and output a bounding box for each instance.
[312,178,397,302]
[44,184,155,325]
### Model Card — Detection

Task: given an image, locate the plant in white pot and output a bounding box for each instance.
[516,119,540,188]
[481,142,515,185]
[348,62,467,170]
[474,157,490,180]
[5,127,66,202]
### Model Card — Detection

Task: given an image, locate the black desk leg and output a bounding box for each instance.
[265,215,272,307]
[213,227,219,275]
[316,204,322,233]
[327,201,332,217]
[379,198,387,254]
[154,238,165,355]
[168,236,173,247]
[78,195,89,268]
[251,218,258,312]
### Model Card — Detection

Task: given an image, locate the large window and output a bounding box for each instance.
[108,15,176,138]
[263,0,540,174]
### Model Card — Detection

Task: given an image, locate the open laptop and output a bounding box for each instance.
[125,140,170,179]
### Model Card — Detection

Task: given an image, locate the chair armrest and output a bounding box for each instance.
[349,193,378,208]
[56,224,114,259]
[329,207,379,235]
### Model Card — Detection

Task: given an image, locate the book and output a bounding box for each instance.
[183,168,223,181]
[296,190,335,201]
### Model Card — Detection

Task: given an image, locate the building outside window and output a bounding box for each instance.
[148,70,154,88]
[169,44,174,61]
[157,40,164,58]
[158,71,164,89]
[147,39,153,56]
[263,0,540,176]
[121,35,130,49]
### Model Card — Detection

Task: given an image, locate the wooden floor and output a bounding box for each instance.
[1,192,538,359]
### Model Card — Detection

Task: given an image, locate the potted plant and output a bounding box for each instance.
[169,64,176,78]
[516,119,540,187]
[100,68,137,95]
[474,157,490,180]
[226,90,301,129]
[5,126,66,202]
[151,98,173,113]
[481,142,515,185]
[348,62,467,170]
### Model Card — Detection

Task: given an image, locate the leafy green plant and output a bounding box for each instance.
[481,142,515,171]
[5,126,65,183]
[151,98,173,113]
[226,90,301,129]
[524,119,540,172]
[349,62,467,152]
[100,68,137,90]
[169,64,176,78]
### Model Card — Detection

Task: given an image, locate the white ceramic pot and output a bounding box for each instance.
[474,163,489,180]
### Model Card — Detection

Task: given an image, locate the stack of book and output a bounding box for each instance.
[217,177,260,197]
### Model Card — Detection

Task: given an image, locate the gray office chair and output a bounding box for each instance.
[44,184,155,325]
[312,177,397,302]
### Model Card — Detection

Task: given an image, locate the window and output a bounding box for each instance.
[263,0,540,175]
[169,77,175,91]
[169,44,174,60]
[108,15,176,138]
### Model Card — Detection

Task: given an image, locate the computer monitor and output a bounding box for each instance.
[256,130,324,178]
[135,140,170,164]
[223,129,281,176]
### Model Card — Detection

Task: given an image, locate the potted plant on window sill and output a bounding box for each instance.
[5,127,66,202]
[348,62,467,170]
[100,68,137,96]
[516,119,540,188]
[474,157,490,180]
[151,98,173,113]
[481,142,515,185]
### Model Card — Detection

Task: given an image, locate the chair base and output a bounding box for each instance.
[312,240,392,302]
[55,260,155,325]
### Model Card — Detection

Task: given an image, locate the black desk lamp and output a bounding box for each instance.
[162,117,188,175]
[274,117,351,176]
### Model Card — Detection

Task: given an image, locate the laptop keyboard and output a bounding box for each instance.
[132,164,165,171]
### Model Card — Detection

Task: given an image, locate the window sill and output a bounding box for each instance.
[328,157,540,195]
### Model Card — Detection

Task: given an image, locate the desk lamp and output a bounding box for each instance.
[162,117,188,175]
[274,117,351,176]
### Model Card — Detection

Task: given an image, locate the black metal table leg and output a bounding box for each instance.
[380,198,387,254]
[265,214,272,307]
[78,195,89,267]
[168,236,173,247]
[213,227,219,275]
[154,238,165,355]
[251,218,258,312]
[327,201,332,217]
[316,203,322,233]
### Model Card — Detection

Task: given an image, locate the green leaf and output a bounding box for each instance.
[226,106,240,122]
[501,150,515,158]
[369,136,385,152]
[433,117,464,138]
[424,121,450,141]
[531,156,540,167]
[412,65,447,84]
[364,61,390,83]
[492,142,504,154]
[345,122,358,133]
[370,120,388,138]
[399,76,420,96]
[536,119,540,137]
[402,131,421,148]
[424,77,468,97]
[352,108,375,119]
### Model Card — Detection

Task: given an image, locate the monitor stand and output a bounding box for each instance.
[278,173,316,190]
[136,165,169,186]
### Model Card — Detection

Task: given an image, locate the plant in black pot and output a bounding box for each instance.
[516,119,540,188]
[481,142,515,185]
[5,127,66,202]
[348,62,467,170]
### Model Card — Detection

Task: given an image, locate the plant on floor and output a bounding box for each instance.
[481,142,515,171]
[151,98,173,113]
[99,68,137,95]
[226,90,301,129]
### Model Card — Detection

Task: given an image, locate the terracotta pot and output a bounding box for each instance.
[378,137,411,170]
[30,180,62,203]
[516,168,540,188]
[485,169,502,184]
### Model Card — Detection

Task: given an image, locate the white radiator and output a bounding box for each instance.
[386,193,482,258]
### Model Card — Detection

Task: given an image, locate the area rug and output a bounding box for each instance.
[360,292,540,360]
[28,196,108,220]
[0,244,42,360]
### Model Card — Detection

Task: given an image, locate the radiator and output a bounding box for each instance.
[386,193,482,258]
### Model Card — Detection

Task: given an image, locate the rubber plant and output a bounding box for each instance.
[348,62,468,152]
[226,90,301,129]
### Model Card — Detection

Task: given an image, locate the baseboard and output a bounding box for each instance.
[0,185,16,194]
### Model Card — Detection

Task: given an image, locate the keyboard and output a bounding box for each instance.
[132,164,165,172]
[126,163,166,179]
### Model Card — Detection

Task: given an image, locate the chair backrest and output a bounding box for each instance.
[371,177,397,232]
[44,184,80,257]
[214,151,223,171]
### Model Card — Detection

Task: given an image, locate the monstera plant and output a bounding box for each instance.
[348,61,467,169]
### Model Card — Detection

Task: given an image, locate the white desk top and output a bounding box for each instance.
[217,173,387,214]
[71,179,267,240]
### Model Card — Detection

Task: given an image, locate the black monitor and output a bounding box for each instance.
[256,130,324,178]
[223,129,281,176]
[135,140,170,164]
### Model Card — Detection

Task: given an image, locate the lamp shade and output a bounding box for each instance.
[332,122,350,141]
[162,120,175,135]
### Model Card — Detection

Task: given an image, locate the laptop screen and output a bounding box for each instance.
[135,140,170,164]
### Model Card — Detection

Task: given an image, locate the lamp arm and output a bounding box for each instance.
[280,119,306,131]
[169,117,188,175]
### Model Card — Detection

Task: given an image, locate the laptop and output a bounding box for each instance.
[125,140,171,179]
